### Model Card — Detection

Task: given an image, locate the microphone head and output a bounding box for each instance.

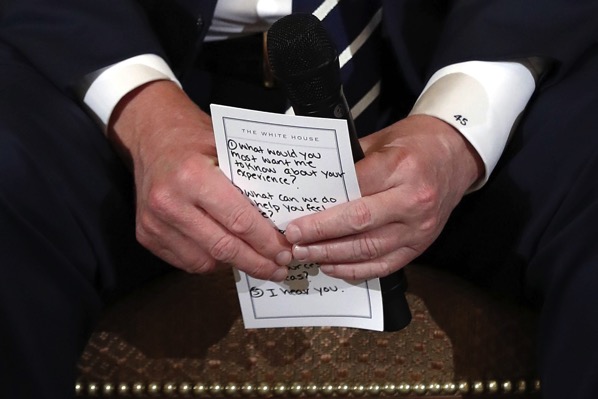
[266,13,341,108]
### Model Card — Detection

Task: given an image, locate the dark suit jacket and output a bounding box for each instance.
[0,0,217,91]
[1,0,596,107]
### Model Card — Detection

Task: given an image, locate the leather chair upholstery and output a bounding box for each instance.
[77,264,539,398]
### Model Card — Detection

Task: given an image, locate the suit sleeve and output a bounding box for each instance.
[0,0,166,93]
[430,0,598,84]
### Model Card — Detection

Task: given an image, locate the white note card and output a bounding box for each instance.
[211,104,383,331]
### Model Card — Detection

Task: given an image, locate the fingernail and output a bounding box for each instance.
[285,224,302,244]
[271,267,288,281]
[275,250,292,266]
[319,265,333,274]
[292,245,309,261]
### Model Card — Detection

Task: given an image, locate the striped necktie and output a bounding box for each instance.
[291,0,411,332]
[292,0,384,138]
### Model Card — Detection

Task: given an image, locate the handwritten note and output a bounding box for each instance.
[211,104,383,331]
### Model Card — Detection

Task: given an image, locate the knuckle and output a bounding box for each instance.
[419,214,440,234]
[402,184,439,217]
[413,189,442,234]
[146,185,176,218]
[226,205,256,236]
[413,185,439,210]
[377,261,394,278]
[352,236,381,260]
[176,158,202,186]
[252,262,275,279]
[135,215,158,246]
[319,244,333,262]
[366,260,393,279]
[208,234,239,262]
[187,257,217,274]
[135,226,150,248]
[385,146,410,170]
[346,200,374,232]
[311,219,327,240]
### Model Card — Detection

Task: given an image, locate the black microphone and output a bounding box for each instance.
[266,13,412,332]
[266,13,363,163]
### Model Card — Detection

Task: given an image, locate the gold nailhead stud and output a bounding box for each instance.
[397,383,411,395]
[256,383,270,396]
[516,380,527,393]
[210,382,224,395]
[87,382,99,396]
[368,383,382,395]
[487,380,498,394]
[75,382,83,396]
[148,382,160,396]
[352,384,366,396]
[118,383,130,396]
[473,381,484,394]
[442,382,457,394]
[102,383,115,396]
[322,383,335,396]
[458,381,470,394]
[273,383,287,396]
[288,382,302,396]
[193,383,208,396]
[162,382,177,396]
[338,383,351,396]
[383,382,397,395]
[428,383,442,394]
[163,382,177,396]
[304,383,319,396]
[133,382,145,396]
[179,382,192,395]
[241,383,255,396]
[412,383,427,395]
[224,383,239,397]
[533,379,542,392]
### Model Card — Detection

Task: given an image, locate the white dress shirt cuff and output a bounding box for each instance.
[83,54,181,129]
[409,61,536,190]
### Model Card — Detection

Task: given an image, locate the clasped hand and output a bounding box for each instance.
[110,81,291,281]
[284,115,483,280]
[111,82,482,282]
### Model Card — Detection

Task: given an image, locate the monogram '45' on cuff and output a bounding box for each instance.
[409,60,537,190]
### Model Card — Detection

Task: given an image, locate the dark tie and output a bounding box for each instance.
[292,0,384,137]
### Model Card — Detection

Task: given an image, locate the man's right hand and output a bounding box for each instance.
[108,80,291,281]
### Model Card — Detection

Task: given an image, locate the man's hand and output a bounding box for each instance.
[284,115,483,280]
[108,80,291,280]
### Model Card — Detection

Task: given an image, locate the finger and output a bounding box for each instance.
[143,231,221,275]
[292,222,413,265]
[191,166,293,262]
[192,213,289,280]
[318,246,420,280]
[139,201,289,281]
[285,184,412,245]
[136,210,218,273]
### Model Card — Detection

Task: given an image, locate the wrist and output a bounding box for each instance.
[107,80,212,169]
[408,114,484,193]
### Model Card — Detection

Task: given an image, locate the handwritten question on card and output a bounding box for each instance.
[211,104,383,331]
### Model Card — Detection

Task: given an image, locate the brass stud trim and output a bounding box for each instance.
[75,378,541,396]
[472,381,485,394]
